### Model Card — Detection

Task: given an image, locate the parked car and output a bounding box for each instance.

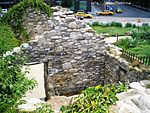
[96,10,114,15]
[116,7,123,13]
[75,12,93,18]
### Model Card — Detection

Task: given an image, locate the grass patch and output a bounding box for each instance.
[91,26,132,36]
[127,41,150,57]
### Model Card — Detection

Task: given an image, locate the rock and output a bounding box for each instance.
[140,80,150,87]
[55,46,63,52]
[68,22,78,29]
[116,89,141,100]
[83,32,94,38]
[131,94,150,113]
[18,98,45,112]
[117,99,141,113]
[62,62,72,70]
[130,82,146,92]
[65,16,76,22]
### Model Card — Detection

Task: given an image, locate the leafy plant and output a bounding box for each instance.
[0,0,51,40]
[92,21,99,26]
[125,23,133,28]
[33,103,54,113]
[60,83,127,113]
[110,22,122,27]
[0,53,36,113]
[0,23,19,54]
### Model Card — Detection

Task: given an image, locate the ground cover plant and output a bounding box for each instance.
[116,26,150,57]
[90,22,148,37]
[60,83,127,113]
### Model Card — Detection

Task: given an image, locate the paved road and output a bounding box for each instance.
[91,3,150,18]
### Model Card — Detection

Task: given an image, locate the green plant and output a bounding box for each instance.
[33,103,54,113]
[0,0,51,40]
[92,21,99,26]
[0,53,36,113]
[125,23,132,28]
[0,23,19,54]
[60,83,127,113]
[116,38,139,49]
[110,22,122,27]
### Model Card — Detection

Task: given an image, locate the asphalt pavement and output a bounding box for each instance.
[90,3,150,18]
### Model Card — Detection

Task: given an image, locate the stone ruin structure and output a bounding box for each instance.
[22,6,149,99]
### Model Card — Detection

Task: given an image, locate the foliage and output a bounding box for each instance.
[0,23,19,54]
[131,27,150,40]
[60,83,127,113]
[125,23,133,27]
[91,21,99,26]
[33,103,54,113]
[110,22,122,27]
[0,6,2,14]
[0,53,36,113]
[116,38,139,49]
[0,0,51,40]
[21,103,54,113]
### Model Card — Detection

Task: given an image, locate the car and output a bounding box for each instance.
[116,7,123,13]
[96,10,114,15]
[75,12,93,18]
[106,6,114,12]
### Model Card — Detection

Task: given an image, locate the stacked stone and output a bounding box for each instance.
[23,6,149,98]
[25,7,107,97]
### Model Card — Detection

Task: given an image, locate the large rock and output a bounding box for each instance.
[130,82,146,92]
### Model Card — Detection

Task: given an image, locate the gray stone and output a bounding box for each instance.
[140,80,150,87]
[130,82,146,92]
[62,62,72,70]
[55,46,63,52]
[83,32,94,38]
[68,22,78,29]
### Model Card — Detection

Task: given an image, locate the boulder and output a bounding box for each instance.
[130,82,146,92]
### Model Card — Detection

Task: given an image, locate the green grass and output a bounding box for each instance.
[91,26,133,36]
[127,41,150,57]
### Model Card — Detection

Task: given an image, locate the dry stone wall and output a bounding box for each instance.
[23,6,149,99]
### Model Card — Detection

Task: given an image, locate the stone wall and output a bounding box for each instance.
[23,6,149,99]
[104,44,150,84]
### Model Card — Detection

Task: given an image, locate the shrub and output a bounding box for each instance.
[0,53,36,113]
[60,83,127,113]
[131,28,150,40]
[142,23,149,27]
[0,23,19,54]
[110,22,122,27]
[116,38,139,49]
[92,21,99,26]
[125,23,132,27]
[0,0,51,40]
